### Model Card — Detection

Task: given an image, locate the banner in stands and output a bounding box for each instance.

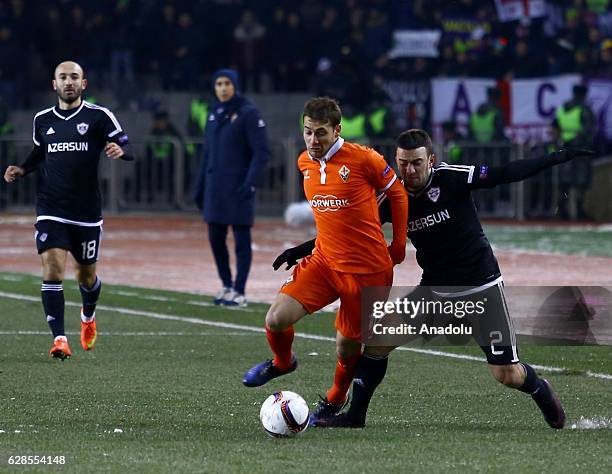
[381,78,431,131]
[586,78,612,142]
[494,0,546,22]
[388,30,441,58]
[510,75,581,143]
[432,75,612,144]
[431,78,497,141]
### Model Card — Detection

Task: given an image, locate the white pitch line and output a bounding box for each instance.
[0,290,609,380]
[0,330,259,337]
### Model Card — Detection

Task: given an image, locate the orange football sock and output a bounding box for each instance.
[266,326,294,371]
[326,353,361,405]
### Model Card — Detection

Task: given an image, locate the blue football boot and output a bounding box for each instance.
[242,356,298,387]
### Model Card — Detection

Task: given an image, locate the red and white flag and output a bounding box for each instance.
[494,0,546,22]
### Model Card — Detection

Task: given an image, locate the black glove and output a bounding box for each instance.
[272,239,316,271]
[272,248,301,271]
[549,148,595,164]
[237,183,255,200]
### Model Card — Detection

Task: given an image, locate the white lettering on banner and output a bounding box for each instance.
[388,30,441,59]
[309,194,349,212]
[47,142,89,153]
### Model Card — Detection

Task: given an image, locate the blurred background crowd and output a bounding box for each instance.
[1,0,612,220]
[1,0,612,108]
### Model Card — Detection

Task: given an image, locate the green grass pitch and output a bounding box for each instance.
[0,272,611,473]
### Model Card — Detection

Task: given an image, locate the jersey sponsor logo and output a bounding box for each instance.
[47,142,89,153]
[382,165,391,177]
[408,209,450,232]
[339,164,350,182]
[77,122,89,135]
[479,165,488,179]
[46,127,55,135]
[309,194,350,212]
[427,186,440,202]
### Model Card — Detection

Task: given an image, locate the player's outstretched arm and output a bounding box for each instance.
[470,148,594,189]
[4,165,24,183]
[384,178,408,265]
[272,239,316,271]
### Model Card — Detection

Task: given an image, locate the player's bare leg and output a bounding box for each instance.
[41,249,71,359]
[75,262,100,350]
[490,363,565,429]
[243,293,306,386]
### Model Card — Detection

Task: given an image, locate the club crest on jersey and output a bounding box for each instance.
[338,165,350,182]
[427,187,440,202]
[76,122,89,135]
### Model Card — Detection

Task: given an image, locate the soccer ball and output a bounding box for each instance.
[259,391,309,438]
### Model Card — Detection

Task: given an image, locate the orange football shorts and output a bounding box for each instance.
[280,251,393,340]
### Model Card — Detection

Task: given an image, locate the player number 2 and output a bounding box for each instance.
[490,331,504,356]
[81,240,97,260]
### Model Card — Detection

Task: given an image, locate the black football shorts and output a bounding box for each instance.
[34,220,102,265]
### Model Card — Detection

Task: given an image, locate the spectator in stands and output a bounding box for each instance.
[441,120,466,164]
[552,84,596,219]
[110,0,136,104]
[194,69,270,307]
[139,110,183,204]
[365,84,396,142]
[469,86,506,143]
[232,10,266,92]
[185,94,210,187]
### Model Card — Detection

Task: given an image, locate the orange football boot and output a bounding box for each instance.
[80,315,97,351]
[49,336,72,360]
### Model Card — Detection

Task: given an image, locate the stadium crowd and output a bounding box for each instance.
[1,0,612,108]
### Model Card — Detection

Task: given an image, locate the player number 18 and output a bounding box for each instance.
[81,240,97,260]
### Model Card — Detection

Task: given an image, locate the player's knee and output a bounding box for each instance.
[265,306,291,331]
[336,338,361,359]
[43,263,64,281]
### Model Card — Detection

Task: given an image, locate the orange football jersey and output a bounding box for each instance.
[298,138,396,273]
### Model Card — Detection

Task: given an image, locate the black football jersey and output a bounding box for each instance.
[380,162,501,286]
[31,101,128,224]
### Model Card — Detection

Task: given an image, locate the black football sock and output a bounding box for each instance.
[41,280,65,338]
[518,363,562,423]
[345,353,389,424]
[517,362,545,395]
[79,277,101,319]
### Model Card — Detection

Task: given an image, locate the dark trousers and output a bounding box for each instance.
[207,223,252,295]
